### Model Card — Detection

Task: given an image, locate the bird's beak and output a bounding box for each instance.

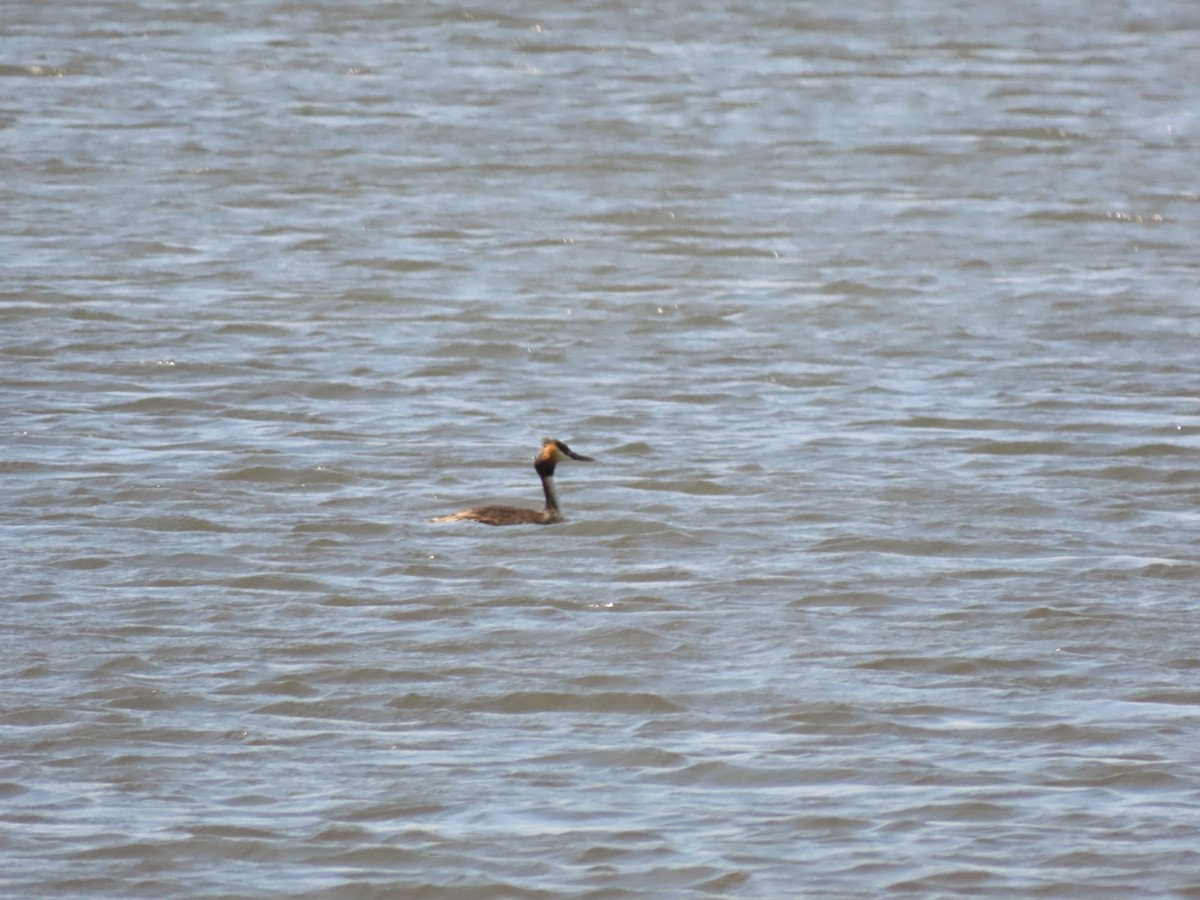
[565,449,595,462]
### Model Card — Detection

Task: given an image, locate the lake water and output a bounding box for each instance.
[3,1,1200,896]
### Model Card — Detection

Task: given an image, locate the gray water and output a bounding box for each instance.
[4,1,1200,897]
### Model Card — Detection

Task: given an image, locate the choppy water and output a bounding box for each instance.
[4,1,1200,896]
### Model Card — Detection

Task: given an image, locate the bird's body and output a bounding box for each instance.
[434,504,559,526]
[433,438,595,526]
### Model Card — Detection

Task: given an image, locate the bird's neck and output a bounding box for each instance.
[540,473,560,513]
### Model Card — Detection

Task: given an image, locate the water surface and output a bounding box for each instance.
[3,1,1200,896]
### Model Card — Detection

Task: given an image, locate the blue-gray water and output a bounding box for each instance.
[4,1,1200,896]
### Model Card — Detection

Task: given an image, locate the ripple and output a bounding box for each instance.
[469,690,685,715]
[127,515,232,532]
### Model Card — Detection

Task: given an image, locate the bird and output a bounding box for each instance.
[432,437,596,526]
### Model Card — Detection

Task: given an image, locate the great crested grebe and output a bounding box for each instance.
[432,437,596,526]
